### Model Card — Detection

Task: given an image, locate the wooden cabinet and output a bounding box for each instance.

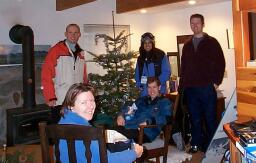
[232,0,256,121]
[236,67,256,122]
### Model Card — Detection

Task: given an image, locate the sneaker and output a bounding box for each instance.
[172,132,185,151]
[189,145,198,153]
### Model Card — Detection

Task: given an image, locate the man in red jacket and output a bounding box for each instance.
[179,14,225,153]
[41,24,88,123]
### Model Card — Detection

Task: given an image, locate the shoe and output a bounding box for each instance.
[189,145,198,153]
[172,132,185,151]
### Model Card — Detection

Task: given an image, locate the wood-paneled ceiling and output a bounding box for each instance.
[56,0,231,13]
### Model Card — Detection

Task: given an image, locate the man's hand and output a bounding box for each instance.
[47,100,56,107]
[214,84,219,90]
[116,115,125,126]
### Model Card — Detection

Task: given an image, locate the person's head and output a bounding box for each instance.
[147,77,161,99]
[65,24,81,44]
[190,14,205,36]
[140,32,155,52]
[61,83,96,121]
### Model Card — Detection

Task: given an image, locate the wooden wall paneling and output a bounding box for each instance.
[241,11,251,66]
[116,0,185,13]
[238,0,256,11]
[237,91,256,105]
[236,67,256,80]
[237,102,256,122]
[56,0,96,11]
[236,67,256,121]
[237,80,256,93]
[232,0,250,67]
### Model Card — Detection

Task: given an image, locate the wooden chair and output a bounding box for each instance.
[39,122,108,163]
[136,93,180,163]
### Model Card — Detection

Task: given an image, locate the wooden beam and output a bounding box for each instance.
[56,0,96,11]
[232,0,250,67]
[238,0,256,11]
[116,0,185,14]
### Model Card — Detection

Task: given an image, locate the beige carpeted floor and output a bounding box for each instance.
[167,145,192,163]
[152,145,205,163]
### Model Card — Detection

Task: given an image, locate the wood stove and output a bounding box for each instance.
[6,25,50,146]
[7,105,50,146]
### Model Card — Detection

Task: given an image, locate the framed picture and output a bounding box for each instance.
[226,29,234,49]
[167,52,180,77]
[0,45,50,66]
[0,44,50,108]
[177,35,192,62]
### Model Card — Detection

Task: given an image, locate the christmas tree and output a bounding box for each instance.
[87,28,139,126]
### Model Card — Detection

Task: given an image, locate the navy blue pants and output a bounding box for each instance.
[184,84,217,150]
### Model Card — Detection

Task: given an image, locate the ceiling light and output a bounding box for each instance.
[188,0,196,5]
[140,9,147,14]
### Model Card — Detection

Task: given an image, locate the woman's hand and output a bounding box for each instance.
[133,143,143,158]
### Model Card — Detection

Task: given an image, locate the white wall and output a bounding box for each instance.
[0,0,235,104]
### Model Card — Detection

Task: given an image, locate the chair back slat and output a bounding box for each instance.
[54,140,61,163]
[66,139,77,163]
[83,140,92,163]
[39,122,108,163]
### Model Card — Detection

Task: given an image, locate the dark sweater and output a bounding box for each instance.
[179,34,226,89]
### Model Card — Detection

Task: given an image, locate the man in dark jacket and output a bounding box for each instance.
[179,14,226,153]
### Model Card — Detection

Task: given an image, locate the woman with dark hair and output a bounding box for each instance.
[135,32,171,96]
[58,83,143,163]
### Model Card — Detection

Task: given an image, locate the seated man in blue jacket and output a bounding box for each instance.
[116,77,172,143]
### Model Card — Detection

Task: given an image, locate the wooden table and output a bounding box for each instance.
[223,123,242,163]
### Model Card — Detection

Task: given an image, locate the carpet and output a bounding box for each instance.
[150,145,192,163]
[166,146,192,163]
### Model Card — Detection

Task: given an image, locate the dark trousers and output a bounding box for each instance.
[184,84,217,149]
[49,105,62,124]
[106,126,150,153]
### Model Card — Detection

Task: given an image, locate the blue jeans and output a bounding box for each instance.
[184,84,217,149]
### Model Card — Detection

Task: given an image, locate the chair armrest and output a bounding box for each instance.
[162,124,172,147]
[138,125,158,144]
[138,125,160,144]
[138,124,172,145]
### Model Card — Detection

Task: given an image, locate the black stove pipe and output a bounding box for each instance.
[9,25,36,109]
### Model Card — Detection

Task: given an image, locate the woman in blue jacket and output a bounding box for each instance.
[135,32,171,96]
[58,83,143,163]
